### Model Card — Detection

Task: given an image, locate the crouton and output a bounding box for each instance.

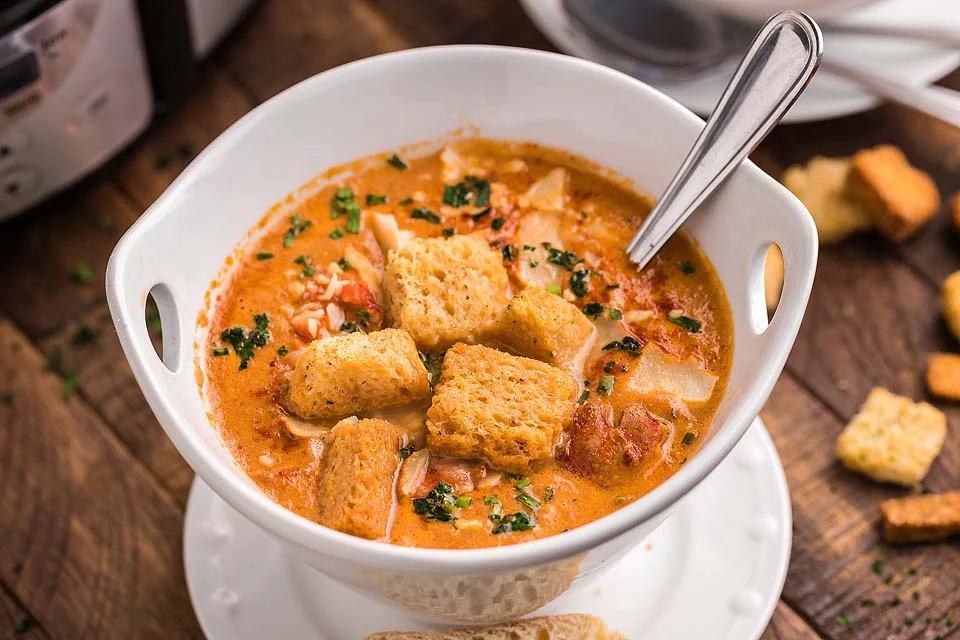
[880,491,960,544]
[765,244,784,314]
[497,286,596,366]
[952,193,960,233]
[383,234,510,350]
[835,387,947,487]
[287,328,430,419]
[943,271,960,341]
[926,352,960,401]
[846,145,941,242]
[426,343,578,473]
[782,156,872,244]
[317,418,402,539]
[365,613,626,640]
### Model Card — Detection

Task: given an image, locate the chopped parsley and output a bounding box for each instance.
[71,324,97,346]
[471,177,491,206]
[256,252,274,260]
[413,482,459,523]
[337,257,351,271]
[277,345,288,356]
[331,188,362,233]
[583,302,604,319]
[484,495,504,521]
[399,444,415,459]
[667,315,702,333]
[679,261,696,275]
[569,269,590,297]
[912,591,921,601]
[603,361,616,373]
[501,245,517,261]
[602,336,641,354]
[219,313,270,370]
[71,263,94,285]
[577,389,590,404]
[283,213,312,247]
[522,245,537,252]
[339,321,361,333]
[543,486,555,502]
[365,193,387,205]
[872,560,884,576]
[491,217,506,230]
[442,227,455,238]
[443,176,490,208]
[681,432,696,445]
[398,197,414,205]
[420,351,445,386]
[329,227,345,240]
[608,308,623,320]
[835,614,850,627]
[515,477,531,489]
[62,374,77,399]
[386,153,407,170]
[411,207,441,224]
[543,244,582,270]
[546,283,562,296]
[293,255,317,278]
[492,512,536,534]
[516,491,541,512]
[212,347,229,357]
[455,496,472,508]
[471,207,492,221]
[597,375,615,396]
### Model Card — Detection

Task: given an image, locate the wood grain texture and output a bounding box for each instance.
[0,585,49,640]
[759,601,824,640]
[0,319,201,639]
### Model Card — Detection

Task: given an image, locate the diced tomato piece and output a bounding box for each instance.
[338,281,383,326]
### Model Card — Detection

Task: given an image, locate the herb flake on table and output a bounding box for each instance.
[219,313,270,370]
[71,324,97,346]
[386,153,408,170]
[283,213,312,248]
[872,560,884,575]
[667,314,702,333]
[71,263,94,285]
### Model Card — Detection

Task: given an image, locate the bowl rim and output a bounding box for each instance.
[108,44,815,574]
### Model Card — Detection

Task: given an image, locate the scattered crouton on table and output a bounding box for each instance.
[880,491,960,544]
[925,352,960,401]
[835,387,946,487]
[782,156,873,244]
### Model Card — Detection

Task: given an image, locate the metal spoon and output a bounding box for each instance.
[626,11,823,269]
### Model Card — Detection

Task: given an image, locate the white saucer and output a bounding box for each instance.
[184,418,791,640]
[520,0,960,123]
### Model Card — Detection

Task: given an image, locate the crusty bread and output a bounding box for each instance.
[287,328,430,419]
[317,418,402,539]
[497,286,596,366]
[782,156,872,244]
[881,491,960,544]
[426,343,578,473]
[365,613,626,640]
[383,234,510,350]
[835,387,946,487]
[846,145,941,242]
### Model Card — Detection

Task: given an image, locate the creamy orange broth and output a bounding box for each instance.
[202,139,733,549]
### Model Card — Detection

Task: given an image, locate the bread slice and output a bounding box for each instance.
[365,613,627,639]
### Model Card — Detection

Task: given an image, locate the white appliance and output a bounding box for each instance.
[0,0,255,221]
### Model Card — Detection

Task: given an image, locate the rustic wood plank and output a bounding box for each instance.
[763,373,960,640]
[759,601,824,640]
[0,318,201,639]
[0,585,49,640]
[0,182,140,337]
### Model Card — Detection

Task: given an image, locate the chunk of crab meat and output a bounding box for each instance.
[440,146,491,183]
[524,168,567,211]
[343,245,382,291]
[326,302,345,331]
[625,343,718,403]
[319,273,347,301]
[281,414,356,438]
[515,211,566,288]
[398,448,430,496]
[291,303,327,341]
[371,213,414,255]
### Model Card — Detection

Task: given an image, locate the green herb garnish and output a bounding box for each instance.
[339,321,361,333]
[681,432,696,445]
[609,308,623,320]
[546,283,562,296]
[543,243,582,270]
[71,263,94,285]
[219,313,270,370]
[603,361,616,373]
[502,245,517,262]
[597,375,614,396]
[212,347,229,357]
[577,389,590,404]
[421,351,445,386]
[667,315,702,333]
[455,496,472,508]
[835,614,850,627]
[515,478,531,489]
[872,560,884,576]
[484,496,503,521]
[679,261,696,275]
[399,444,415,459]
[277,345,288,356]
[543,486,555,502]
[398,197,414,205]
[256,252,274,261]
[329,227,345,240]
[491,217,506,230]
[583,302,604,319]
[283,213,312,248]
[569,269,589,297]
[62,373,77,399]
[386,153,407,170]
[492,512,536,534]
[411,207,441,224]
[443,182,471,207]
[294,255,317,278]
[516,491,541,512]
[365,194,387,205]
[337,257,351,271]
[413,482,459,522]
[602,336,641,354]
[442,227,455,238]
[71,324,97,346]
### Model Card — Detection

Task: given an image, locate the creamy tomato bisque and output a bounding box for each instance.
[202,140,733,549]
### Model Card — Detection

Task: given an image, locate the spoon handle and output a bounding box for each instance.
[626,11,822,269]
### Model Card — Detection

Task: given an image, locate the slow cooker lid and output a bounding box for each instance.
[0,0,60,37]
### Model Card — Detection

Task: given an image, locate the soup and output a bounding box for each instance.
[201,140,733,549]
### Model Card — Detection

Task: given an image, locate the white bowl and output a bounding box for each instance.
[106,46,817,624]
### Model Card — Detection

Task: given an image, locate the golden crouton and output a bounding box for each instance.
[836,387,947,487]
[383,234,510,351]
[497,287,596,366]
[287,328,430,419]
[926,352,960,401]
[782,156,872,244]
[941,271,960,341]
[426,343,578,473]
[846,145,941,242]
[880,491,960,544]
[317,418,402,539]
[952,193,960,233]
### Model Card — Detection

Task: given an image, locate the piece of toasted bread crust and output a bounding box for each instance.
[782,156,873,245]
[287,328,430,419]
[942,271,960,342]
[427,343,579,473]
[881,491,960,544]
[925,352,960,401]
[497,286,596,366]
[835,387,947,487]
[365,613,625,640]
[383,233,510,351]
[846,145,941,242]
[317,418,402,540]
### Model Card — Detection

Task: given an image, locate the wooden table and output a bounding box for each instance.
[1,2,958,638]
